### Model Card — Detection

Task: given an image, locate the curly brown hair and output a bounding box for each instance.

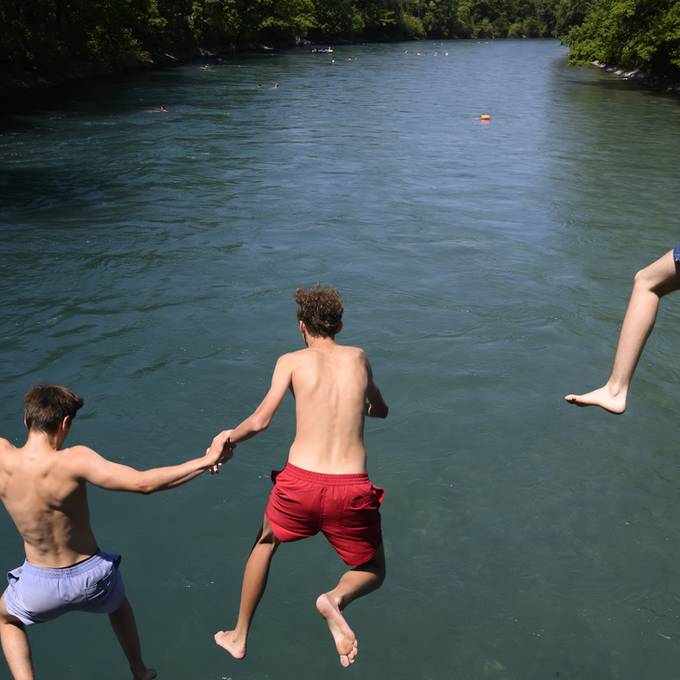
[295,286,343,338]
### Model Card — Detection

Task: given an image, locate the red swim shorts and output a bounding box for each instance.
[265,463,384,567]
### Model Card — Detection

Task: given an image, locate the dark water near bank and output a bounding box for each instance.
[2,40,680,679]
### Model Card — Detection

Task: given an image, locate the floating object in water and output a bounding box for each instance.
[312,47,333,54]
[480,114,491,121]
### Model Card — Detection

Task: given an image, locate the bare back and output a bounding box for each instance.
[0,438,97,568]
[287,345,369,473]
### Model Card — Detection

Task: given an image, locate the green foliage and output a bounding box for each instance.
[400,11,427,37]
[9,0,674,79]
[563,0,680,76]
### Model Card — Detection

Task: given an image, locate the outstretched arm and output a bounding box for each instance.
[73,431,233,495]
[225,355,293,445]
[365,358,388,418]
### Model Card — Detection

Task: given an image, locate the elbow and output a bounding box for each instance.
[136,474,156,495]
[250,415,270,433]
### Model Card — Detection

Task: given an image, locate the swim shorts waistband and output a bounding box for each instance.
[281,462,369,485]
[21,550,109,578]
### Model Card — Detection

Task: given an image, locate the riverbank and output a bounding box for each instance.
[0,45,244,110]
[1,39,396,110]
[590,60,680,95]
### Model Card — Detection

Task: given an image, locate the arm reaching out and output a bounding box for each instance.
[73,431,233,494]
[224,355,293,445]
[365,357,388,418]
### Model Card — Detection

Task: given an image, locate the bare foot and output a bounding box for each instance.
[214,630,246,660]
[133,669,157,680]
[564,384,627,414]
[316,593,358,667]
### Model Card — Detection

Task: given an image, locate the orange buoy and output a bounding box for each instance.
[480,114,491,121]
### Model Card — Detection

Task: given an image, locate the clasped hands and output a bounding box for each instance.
[204,429,236,475]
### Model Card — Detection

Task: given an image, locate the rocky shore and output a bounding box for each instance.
[591,60,680,95]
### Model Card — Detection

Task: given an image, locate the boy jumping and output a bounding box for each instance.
[565,246,680,413]
[0,385,232,679]
[214,286,388,667]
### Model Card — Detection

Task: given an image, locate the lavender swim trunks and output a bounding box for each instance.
[2,550,125,626]
[674,245,680,263]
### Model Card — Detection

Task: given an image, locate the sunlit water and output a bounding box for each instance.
[2,40,680,680]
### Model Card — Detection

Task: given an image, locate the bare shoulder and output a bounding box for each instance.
[0,437,14,471]
[63,444,97,457]
[275,351,303,370]
[284,348,317,365]
[59,445,102,472]
[341,345,368,362]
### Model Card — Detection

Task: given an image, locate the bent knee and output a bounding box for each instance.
[373,569,386,588]
[633,267,655,290]
[257,526,280,550]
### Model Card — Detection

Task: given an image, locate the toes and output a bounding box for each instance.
[340,654,351,668]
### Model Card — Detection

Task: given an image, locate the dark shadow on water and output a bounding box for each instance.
[0,51,289,128]
[0,166,105,215]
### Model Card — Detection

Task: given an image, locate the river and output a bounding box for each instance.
[2,39,680,680]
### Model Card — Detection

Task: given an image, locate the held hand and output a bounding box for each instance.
[206,430,235,475]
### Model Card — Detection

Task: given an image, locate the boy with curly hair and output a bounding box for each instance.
[214,285,388,668]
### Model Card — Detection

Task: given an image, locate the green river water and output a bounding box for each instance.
[1,39,680,680]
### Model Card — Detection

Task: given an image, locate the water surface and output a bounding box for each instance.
[2,40,680,680]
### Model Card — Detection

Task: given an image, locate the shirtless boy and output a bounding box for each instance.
[214,286,389,667]
[565,246,680,414]
[0,385,233,680]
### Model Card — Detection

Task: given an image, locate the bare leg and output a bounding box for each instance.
[109,598,156,680]
[316,545,385,668]
[0,595,33,680]
[565,250,680,414]
[214,516,280,659]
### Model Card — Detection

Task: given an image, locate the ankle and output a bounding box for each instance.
[231,627,247,644]
[606,381,627,397]
[130,664,148,679]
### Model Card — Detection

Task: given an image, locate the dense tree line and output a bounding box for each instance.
[1,1,678,79]
[562,0,680,77]
[0,0,564,74]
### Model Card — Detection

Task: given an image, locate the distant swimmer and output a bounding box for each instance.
[271,82,279,89]
[565,247,680,414]
[213,286,389,667]
[0,385,233,679]
[159,105,167,112]
[201,64,210,71]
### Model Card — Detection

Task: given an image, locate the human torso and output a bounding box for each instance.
[287,344,368,474]
[0,439,98,567]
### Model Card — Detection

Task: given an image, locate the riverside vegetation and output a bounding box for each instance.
[0,1,678,93]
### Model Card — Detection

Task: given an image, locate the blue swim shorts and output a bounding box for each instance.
[674,245,680,263]
[2,550,125,626]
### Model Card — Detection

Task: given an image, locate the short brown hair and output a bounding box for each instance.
[24,385,84,433]
[295,286,343,338]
